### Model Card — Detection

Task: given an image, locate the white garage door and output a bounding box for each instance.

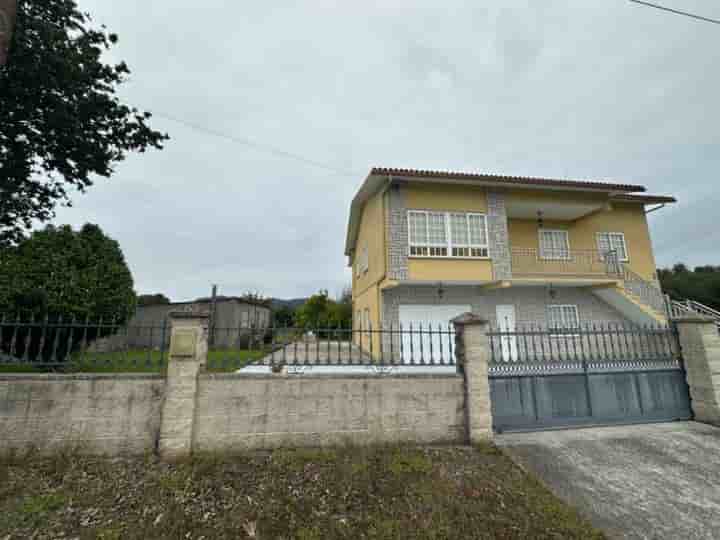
[399,304,470,364]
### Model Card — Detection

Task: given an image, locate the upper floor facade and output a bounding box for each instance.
[346,167,676,299]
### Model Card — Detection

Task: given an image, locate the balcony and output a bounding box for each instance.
[510,248,621,279]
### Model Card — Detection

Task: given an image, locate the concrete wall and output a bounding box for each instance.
[193,373,465,451]
[0,374,164,455]
[120,300,271,349]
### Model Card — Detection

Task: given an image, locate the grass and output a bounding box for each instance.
[0,349,268,374]
[0,444,605,539]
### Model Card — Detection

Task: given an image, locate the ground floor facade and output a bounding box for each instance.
[380,283,631,331]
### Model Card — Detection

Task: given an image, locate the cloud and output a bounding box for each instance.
[51,0,720,299]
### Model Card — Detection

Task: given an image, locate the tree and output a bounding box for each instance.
[659,264,720,312]
[0,223,136,321]
[295,289,352,330]
[0,0,168,246]
[138,293,170,307]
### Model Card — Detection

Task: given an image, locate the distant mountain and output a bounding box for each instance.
[270,298,307,310]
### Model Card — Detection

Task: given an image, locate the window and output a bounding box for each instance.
[539,229,570,260]
[408,211,447,256]
[596,232,628,262]
[450,213,489,257]
[547,305,580,332]
[354,246,368,277]
[408,210,489,258]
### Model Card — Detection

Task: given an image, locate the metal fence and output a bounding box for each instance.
[0,316,458,372]
[206,322,458,370]
[510,248,622,277]
[0,315,168,371]
[487,322,680,376]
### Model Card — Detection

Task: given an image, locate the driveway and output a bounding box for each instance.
[497,422,720,540]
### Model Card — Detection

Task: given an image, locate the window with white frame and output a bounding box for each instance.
[539,229,570,260]
[408,210,489,258]
[361,245,369,273]
[596,232,628,262]
[547,305,580,331]
[408,211,448,256]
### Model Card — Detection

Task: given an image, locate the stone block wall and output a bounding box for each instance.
[193,373,465,451]
[0,374,165,455]
[387,183,409,280]
[676,319,720,426]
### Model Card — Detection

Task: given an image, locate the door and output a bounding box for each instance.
[495,305,518,362]
[399,304,470,364]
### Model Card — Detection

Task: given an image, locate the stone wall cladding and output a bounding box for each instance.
[487,191,512,280]
[0,374,165,456]
[676,320,720,426]
[193,373,465,450]
[387,183,409,281]
[382,285,629,328]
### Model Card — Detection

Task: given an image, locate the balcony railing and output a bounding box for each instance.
[510,248,622,278]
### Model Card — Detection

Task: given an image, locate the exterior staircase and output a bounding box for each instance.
[667,298,720,331]
[592,263,669,325]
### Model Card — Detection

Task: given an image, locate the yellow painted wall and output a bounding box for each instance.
[350,188,386,356]
[351,189,386,297]
[404,183,493,282]
[507,201,658,281]
[351,283,381,357]
[408,259,493,281]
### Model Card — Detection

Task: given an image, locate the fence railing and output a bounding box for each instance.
[0,316,169,371]
[510,248,621,277]
[0,315,459,372]
[487,322,680,376]
[617,264,666,315]
[666,297,720,332]
[206,322,458,370]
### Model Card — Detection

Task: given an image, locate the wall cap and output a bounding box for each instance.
[672,316,717,324]
[0,374,165,381]
[452,312,489,326]
[168,311,210,320]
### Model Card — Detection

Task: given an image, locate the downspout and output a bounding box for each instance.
[378,174,392,327]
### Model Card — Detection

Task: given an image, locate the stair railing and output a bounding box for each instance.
[615,261,666,315]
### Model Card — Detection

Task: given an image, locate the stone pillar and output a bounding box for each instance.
[453,313,493,443]
[158,312,209,461]
[675,317,720,426]
[487,191,512,281]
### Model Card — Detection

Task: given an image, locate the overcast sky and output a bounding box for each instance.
[52,0,719,301]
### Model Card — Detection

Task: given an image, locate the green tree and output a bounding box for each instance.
[137,293,171,307]
[659,264,720,312]
[0,0,168,246]
[295,290,331,328]
[295,288,352,329]
[0,223,136,321]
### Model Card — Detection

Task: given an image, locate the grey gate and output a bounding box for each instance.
[487,323,692,432]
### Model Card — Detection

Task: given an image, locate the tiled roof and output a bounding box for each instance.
[370,167,646,193]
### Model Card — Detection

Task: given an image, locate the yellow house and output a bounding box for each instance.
[345,167,676,355]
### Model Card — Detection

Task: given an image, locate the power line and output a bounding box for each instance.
[628,0,720,25]
[152,111,360,177]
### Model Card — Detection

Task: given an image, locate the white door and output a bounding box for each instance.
[495,304,518,362]
[399,304,470,364]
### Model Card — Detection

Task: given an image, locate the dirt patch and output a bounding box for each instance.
[0,444,604,539]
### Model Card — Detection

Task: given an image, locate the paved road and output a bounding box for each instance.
[497,422,720,540]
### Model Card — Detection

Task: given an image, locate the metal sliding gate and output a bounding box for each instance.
[487,324,692,432]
